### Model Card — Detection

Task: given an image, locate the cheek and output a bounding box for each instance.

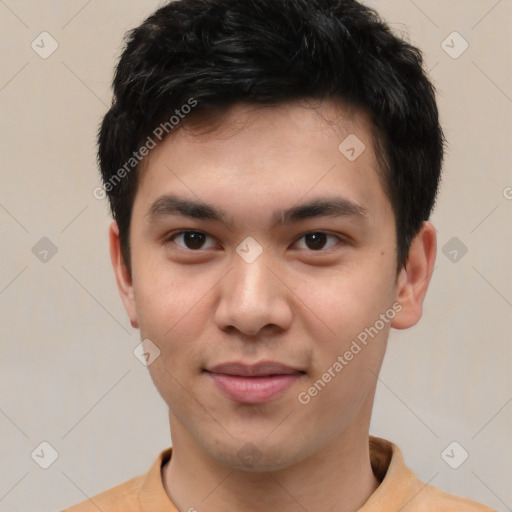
[292,260,395,411]
[133,255,202,324]
[131,262,212,367]
[133,268,210,410]
[293,261,395,342]
[294,269,393,428]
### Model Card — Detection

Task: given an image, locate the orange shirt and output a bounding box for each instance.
[62,436,495,511]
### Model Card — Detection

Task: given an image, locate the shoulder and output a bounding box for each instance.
[411,481,496,511]
[368,436,496,512]
[61,474,144,512]
[60,446,174,511]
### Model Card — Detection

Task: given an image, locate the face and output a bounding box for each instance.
[111,99,435,471]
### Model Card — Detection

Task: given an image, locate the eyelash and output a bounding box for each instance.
[165,230,346,253]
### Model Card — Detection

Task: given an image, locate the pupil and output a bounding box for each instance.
[306,232,326,250]
[185,231,205,249]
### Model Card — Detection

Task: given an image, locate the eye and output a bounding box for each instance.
[166,230,345,252]
[167,230,218,251]
[293,231,342,251]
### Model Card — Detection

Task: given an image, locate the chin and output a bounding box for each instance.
[209,437,308,473]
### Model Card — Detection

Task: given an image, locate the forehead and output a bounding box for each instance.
[170,99,378,156]
[133,99,390,229]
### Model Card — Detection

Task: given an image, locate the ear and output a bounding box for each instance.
[109,221,139,329]
[391,221,437,330]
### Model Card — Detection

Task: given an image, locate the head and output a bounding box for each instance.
[101,0,443,471]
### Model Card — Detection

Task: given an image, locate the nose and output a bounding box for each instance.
[213,250,293,338]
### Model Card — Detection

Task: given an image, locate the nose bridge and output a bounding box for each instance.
[214,244,291,335]
[231,245,275,312]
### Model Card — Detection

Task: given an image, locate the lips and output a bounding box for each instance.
[207,361,304,377]
[205,361,305,404]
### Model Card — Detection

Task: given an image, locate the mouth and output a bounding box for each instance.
[204,361,306,404]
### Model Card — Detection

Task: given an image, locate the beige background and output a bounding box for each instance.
[0,0,511,510]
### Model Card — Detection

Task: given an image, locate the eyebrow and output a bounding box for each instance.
[146,194,368,230]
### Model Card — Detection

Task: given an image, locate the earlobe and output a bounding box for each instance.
[391,221,437,330]
[109,221,139,329]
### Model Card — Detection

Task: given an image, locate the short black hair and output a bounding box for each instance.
[98,0,445,273]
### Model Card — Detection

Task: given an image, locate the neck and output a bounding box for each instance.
[162,411,381,512]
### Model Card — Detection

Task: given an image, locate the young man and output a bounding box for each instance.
[64,0,495,510]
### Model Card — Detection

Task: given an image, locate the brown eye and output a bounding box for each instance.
[294,232,340,251]
[168,231,217,250]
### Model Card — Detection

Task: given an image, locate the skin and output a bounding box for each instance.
[110,98,437,512]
